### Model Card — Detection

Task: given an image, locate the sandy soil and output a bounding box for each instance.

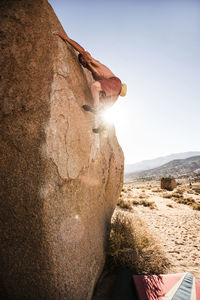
[122,183,200,280]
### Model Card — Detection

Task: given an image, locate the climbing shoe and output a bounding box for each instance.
[92,125,108,134]
[82,105,98,114]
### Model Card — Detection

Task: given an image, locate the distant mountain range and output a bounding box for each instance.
[125,152,200,174]
[125,155,200,181]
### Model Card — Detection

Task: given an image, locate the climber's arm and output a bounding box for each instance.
[53,31,85,55]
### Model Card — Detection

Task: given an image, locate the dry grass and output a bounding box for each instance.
[192,203,200,211]
[174,188,184,194]
[139,194,147,199]
[106,211,169,274]
[187,190,195,195]
[171,191,183,198]
[171,194,200,210]
[192,188,200,195]
[162,193,172,199]
[144,186,152,190]
[117,198,132,210]
[117,196,156,210]
[151,188,162,193]
[133,199,156,209]
[141,200,156,209]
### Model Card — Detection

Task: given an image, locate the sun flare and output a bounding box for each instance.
[101,105,120,125]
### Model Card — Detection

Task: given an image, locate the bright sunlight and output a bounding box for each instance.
[101,105,119,125]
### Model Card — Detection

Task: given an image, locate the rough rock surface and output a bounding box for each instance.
[161,178,177,191]
[0,1,124,299]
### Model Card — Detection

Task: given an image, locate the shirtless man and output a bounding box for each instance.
[53,31,127,113]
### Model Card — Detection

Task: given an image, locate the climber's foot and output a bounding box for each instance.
[92,125,107,134]
[82,105,98,114]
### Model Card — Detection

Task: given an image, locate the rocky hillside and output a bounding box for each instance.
[0,1,124,299]
[125,151,200,174]
[125,156,200,181]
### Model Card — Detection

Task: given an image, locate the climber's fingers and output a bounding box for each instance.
[52,31,68,40]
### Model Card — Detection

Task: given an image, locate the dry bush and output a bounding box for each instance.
[192,184,200,191]
[174,189,184,195]
[132,199,141,205]
[171,195,200,210]
[193,203,200,211]
[140,200,156,209]
[106,211,169,274]
[183,197,195,203]
[192,188,200,195]
[117,198,132,210]
[166,204,174,208]
[132,199,156,209]
[139,194,146,199]
[172,191,183,199]
[187,190,194,194]
[146,186,152,190]
[162,193,172,199]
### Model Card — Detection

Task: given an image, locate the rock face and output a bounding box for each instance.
[161,178,177,191]
[0,1,124,299]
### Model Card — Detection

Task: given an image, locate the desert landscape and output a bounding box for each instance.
[120,181,200,279]
[93,179,200,299]
[93,152,200,298]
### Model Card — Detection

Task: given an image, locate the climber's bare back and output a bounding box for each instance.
[87,58,115,80]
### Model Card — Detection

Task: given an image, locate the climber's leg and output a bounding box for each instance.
[90,81,102,108]
[82,81,103,113]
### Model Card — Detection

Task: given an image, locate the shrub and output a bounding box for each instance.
[171,195,200,210]
[117,198,132,210]
[166,204,174,208]
[183,197,195,204]
[193,203,200,211]
[132,199,156,209]
[106,211,169,274]
[174,189,183,195]
[140,200,156,209]
[139,194,146,199]
[172,192,183,199]
[162,193,172,199]
[132,199,141,205]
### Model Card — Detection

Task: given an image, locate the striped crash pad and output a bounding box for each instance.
[132,272,200,299]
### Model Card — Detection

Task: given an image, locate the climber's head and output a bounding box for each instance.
[78,53,88,68]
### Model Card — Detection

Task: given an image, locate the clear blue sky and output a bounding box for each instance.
[49,0,200,164]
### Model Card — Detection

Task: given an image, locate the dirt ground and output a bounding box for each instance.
[92,181,200,299]
[121,181,200,280]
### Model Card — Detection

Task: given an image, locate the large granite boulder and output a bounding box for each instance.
[0,1,124,299]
